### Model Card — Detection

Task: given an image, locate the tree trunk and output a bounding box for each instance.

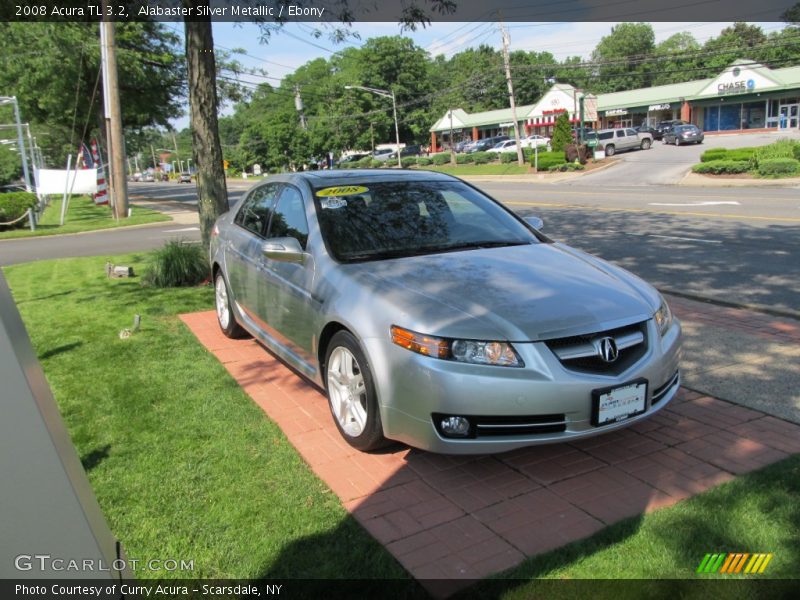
[184,8,228,250]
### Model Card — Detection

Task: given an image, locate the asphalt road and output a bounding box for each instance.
[2,177,798,314]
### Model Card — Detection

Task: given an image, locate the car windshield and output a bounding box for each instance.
[313,180,537,262]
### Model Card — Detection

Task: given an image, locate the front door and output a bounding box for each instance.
[789,104,799,129]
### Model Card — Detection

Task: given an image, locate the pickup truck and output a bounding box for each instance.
[595,128,653,157]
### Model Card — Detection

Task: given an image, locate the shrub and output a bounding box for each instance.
[500,151,517,163]
[547,163,585,172]
[432,153,451,166]
[416,157,432,166]
[757,158,800,177]
[141,240,209,287]
[369,160,383,168]
[753,139,796,167]
[550,112,573,152]
[355,156,372,168]
[699,148,728,162]
[455,153,473,164]
[530,151,566,171]
[470,151,493,164]
[691,160,751,175]
[0,192,37,229]
[794,143,800,161]
[401,157,417,168]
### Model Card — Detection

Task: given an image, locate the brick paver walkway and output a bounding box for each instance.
[180,310,800,592]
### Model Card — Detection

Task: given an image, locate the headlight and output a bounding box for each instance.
[390,326,523,367]
[654,297,673,336]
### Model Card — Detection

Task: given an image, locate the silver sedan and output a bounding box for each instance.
[210,170,681,454]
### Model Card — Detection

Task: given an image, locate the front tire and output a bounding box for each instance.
[214,271,246,338]
[325,331,386,451]
[641,139,651,150]
[675,138,681,146]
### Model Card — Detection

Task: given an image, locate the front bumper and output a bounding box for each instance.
[365,319,682,454]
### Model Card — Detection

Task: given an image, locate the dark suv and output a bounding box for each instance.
[655,120,686,139]
[468,135,510,153]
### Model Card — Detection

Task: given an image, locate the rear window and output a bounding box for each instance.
[598,131,614,140]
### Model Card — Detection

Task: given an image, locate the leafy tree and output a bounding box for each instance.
[550,112,572,153]
[0,22,184,164]
[591,23,656,92]
[651,32,701,86]
[0,144,22,186]
[700,23,768,73]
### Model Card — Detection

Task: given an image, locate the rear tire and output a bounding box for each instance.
[214,271,246,339]
[324,331,386,451]
[605,144,616,157]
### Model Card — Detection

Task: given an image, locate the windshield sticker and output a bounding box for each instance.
[316,185,369,198]
[321,197,348,209]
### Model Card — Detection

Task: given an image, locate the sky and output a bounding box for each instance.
[167,20,789,130]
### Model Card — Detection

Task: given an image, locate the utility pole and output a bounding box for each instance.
[294,86,306,130]
[449,109,456,165]
[499,19,525,166]
[150,145,158,171]
[99,7,128,219]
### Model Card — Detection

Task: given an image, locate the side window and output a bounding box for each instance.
[267,185,309,249]
[598,131,614,140]
[626,128,638,136]
[234,184,281,237]
[616,130,626,138]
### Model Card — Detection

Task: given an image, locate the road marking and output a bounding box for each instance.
[648,234,722,244]
[648,201,741,206]
[162,227,200,233]
[504,201,800,223]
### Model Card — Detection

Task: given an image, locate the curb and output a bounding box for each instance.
[661,288,800,322]
[0,216,176,244]
[679,172,800,188]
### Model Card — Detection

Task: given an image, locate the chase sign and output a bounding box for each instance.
[718,79,755,95]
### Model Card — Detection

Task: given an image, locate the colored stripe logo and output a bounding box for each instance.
[697,553,773,574]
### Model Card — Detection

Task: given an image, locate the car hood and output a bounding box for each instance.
[347,243,658,341]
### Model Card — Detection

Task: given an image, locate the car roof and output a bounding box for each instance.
[269,169,460,187]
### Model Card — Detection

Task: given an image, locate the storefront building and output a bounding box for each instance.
[429,60,800,148]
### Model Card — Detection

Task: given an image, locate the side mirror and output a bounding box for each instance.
[525,216,544,231]
[262,237,306,263]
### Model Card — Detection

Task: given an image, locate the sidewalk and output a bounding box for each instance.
[181,293,800,595]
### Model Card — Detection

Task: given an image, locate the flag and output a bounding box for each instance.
[79,142,94,169]
[90,139,108,205]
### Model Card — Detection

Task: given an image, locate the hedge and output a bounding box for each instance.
[754,140,796,167]
[470,151,494,163]
[355,156,372,168]
[531,151,566,170]
[401,157,417,168]
[757,158,800,177]
[794,143,800,161]
[691,160,751,175]
[699,147,757,163]
[369,160,384,168]
[0,192,37,228]
[416,157,432,166]
[547,163,585,172]
[455,153,473,164]
[432,153,452,166]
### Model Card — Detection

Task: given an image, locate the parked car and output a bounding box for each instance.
[522,135,551,149]
[372,148,395,162]
[655,120,686,139]
[389,144,423,159]
[454,140,472,153]
[142,172,155,183]
[178,172,192,183]
[487,139,520,153]
[636,124,661,139]
[210,169,681,453]
[131,172,143,182]
[595,127,653,157]
[662,124,704,146]
[571,127,595,142]
[467,135,509,153]
[337,153,370,166]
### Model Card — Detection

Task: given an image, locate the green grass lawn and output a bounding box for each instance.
[4,255,799,593]
[3,254,412,584]
[0,195,169,240]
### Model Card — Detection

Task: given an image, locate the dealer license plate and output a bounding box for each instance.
[592,380,647,427]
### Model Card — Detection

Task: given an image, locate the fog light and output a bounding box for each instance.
[440,416,471,437]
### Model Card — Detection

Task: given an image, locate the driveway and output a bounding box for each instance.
[571,130,800,186]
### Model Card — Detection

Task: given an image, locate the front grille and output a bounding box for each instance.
[545,321,648,375]
[432,413,566,439]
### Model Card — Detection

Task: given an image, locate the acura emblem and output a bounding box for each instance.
[597,337,619,363]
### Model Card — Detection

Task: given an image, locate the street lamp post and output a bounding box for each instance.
[345,85,402,168]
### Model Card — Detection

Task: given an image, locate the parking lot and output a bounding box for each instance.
[573,129,800,186]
